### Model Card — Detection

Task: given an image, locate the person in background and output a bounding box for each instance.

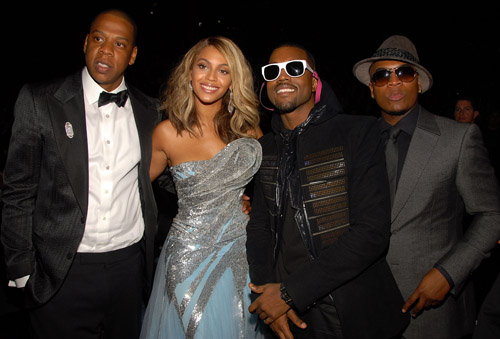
[1,9,164,338]
[353,34,500,339]
[454,94,479,123]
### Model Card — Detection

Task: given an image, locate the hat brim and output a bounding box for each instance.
[353,57,433,93]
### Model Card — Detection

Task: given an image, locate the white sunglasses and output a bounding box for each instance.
[261,60,314,81]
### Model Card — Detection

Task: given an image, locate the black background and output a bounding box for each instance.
[2,2,500,126]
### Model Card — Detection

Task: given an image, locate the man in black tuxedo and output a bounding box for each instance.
[1,9,162,338]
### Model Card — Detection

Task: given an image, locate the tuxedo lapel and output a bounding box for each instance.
[49,72,89,217]
[129,91,148,159]
[391,109,440,222]
[128,86,156,169]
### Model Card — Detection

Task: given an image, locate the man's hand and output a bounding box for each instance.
[242,194,251,215]
[270,314,293,339]
[402,267,451,318]
[248,283,290,324]
[270,309,307,339]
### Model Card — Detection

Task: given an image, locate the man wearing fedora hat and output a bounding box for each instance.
[353,35,500,338]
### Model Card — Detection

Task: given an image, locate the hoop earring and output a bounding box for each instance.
[228,89,234,114]
[259,82,275,111]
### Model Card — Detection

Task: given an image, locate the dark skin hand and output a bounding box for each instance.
[402,267,451,317]
[248,283,307,338]
[242,194,251,214]
[270,310,306,339]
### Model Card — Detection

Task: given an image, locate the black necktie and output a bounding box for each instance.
[385,126,401,206]
[98,90,128,107]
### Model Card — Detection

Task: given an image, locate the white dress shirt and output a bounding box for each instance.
[79,67,144,253]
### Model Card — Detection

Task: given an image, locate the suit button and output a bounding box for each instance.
[81,217,85,223]
[67,253,73,260]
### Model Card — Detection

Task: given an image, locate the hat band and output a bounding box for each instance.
[372,48,419,63]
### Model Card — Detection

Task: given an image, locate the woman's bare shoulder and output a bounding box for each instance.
[154,119,179,138]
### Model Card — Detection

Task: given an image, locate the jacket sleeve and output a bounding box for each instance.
[437,123,500,293]
[246,169,275,289]
[1,84,40,280]
[283,118,393,312]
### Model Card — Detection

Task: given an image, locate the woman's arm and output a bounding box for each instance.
[150,121,170,181]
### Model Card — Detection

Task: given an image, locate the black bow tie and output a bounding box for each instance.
[98,90,128,107]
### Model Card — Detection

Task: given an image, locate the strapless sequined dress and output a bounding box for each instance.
[140,138,263,339]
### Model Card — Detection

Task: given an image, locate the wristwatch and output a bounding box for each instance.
[280,283,294,308]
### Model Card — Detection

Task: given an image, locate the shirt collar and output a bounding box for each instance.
[379,105,420,136]
[82,67,128,105]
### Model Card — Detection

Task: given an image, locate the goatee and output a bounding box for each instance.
[275,102,297,114]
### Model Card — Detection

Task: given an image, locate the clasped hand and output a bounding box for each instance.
[248,283,307,339]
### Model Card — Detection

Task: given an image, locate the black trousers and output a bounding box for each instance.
[29,242,144,339]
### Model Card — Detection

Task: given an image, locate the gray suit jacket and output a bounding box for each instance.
[386,106,500,338]
[1,70,161,307]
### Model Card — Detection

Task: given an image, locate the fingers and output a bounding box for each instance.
[242,194,251,214]
[248,284,263,313]
[270,315,294,339]
[247,283,288,323]
[402,291,418,313]
[410,297,427,318]
[403,290,426,318]
[402,291,437,318]
[248,300,258,313]
[248,283,263,293]
[271,325,293,339]
[287,309,307,329]
[258,311,275,325]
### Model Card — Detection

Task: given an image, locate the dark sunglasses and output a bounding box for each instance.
[261,60,313,82]
[370,65,417,87]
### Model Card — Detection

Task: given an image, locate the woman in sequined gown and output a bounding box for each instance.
[140,37,264,339]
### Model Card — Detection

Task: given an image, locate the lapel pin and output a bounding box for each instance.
[65,122,74,138]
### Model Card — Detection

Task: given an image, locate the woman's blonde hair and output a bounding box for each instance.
[161,36,260,143]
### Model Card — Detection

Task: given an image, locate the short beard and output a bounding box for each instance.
[274,101,297,114]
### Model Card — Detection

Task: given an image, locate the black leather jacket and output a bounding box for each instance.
[246,81,409,339]
[255,82,352,265]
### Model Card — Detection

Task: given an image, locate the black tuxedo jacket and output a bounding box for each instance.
[1,70,161,307]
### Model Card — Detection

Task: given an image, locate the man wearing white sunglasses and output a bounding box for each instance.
[246,43,409,339]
